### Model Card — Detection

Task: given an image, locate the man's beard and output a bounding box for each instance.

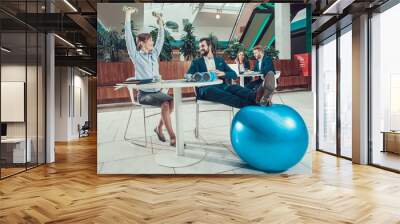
[200,49,209,56]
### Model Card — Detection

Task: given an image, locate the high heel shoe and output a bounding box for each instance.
[170,138,186,147]
[170,137,176,147]
[154,128,166,142]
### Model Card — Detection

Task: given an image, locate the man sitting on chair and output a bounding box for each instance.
[245,45,276,99]
[186,38,275,108]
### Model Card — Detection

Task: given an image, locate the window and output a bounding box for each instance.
[317,35,337,154]
[339,27,352,158]
[370,3,400,171]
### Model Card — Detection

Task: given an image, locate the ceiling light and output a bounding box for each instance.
[1,47,11,53]
[216,9,222,19]
[54,34,75,48]
[322,0,354,15]
[63,0,78,12]
[78,67,93,76]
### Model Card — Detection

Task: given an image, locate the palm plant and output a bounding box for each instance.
[97,19,137,61]
[180,22,197,61]
[224,38,250,60]
[264,46,279,60]
[121,19,138,52]
[150,25,175,61]
[165,21,179,32]
[208,33,219,53]
[97,19,111,61]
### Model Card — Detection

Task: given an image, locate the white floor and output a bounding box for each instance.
[97,91,314,174]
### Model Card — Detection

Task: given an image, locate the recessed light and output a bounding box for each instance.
[1,47,11,53]
[63,0,78,12]
[54,34,75,48]
[78,67,93,76]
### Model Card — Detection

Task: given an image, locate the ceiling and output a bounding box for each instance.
[0,0,97,74]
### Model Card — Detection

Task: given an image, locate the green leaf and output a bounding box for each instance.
[166,21,179,30]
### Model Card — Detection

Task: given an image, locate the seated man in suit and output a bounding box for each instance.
[186,38,275,108]
[245,45,276,99]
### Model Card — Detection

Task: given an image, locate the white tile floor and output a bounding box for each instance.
[97,91,314,174]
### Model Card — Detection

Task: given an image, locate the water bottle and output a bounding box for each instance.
[184,72,216,82]
[208,71,217,81]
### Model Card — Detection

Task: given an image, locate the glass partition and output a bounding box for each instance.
[0,1,46,179]
[27,31,38,169]
[1,31,28,177]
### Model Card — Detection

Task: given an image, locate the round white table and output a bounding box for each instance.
[237,71,263,86]
[116,79,223,168]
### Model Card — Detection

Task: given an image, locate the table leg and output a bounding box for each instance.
[174,88,184,156]
[128,88,134,103]
[240,76,244,87]
[154,87,206,168]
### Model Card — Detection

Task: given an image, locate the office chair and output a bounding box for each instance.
[78,121,90,138]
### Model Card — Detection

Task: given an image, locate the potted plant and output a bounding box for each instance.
[223,38,248,60]
[180,22,198,61]
[150,24,175,61]
[165,21,179,32]
[264,46,279,60]
[208,33,219,53]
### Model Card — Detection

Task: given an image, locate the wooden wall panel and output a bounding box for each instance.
[97,59,312,105]
[88,77,97,132]
[97,61,193,105]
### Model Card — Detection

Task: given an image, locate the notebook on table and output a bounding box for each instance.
[123,78,154,84]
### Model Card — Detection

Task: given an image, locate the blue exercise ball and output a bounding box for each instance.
[230,104,308,172]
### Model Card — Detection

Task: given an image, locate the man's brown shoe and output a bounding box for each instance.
[259,71,276,106]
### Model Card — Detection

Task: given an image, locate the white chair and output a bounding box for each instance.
[123,88,169,148]
[193,88,234,138]
[274,71,281,87]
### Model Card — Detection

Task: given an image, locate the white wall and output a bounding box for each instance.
[194,26,233,40]
[98,3,145,33]
[71,74,89,138]
[143,3,199,37]
[55,66,68,141]
[1,65,37,138]
[55,67,89,141]
[1,63,46,164]
[192,12,238,41]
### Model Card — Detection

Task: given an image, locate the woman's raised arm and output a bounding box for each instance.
[124,7,138,60]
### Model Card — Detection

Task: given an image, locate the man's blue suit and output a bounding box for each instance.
[187,56,257,108]
[245,55,275,91]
